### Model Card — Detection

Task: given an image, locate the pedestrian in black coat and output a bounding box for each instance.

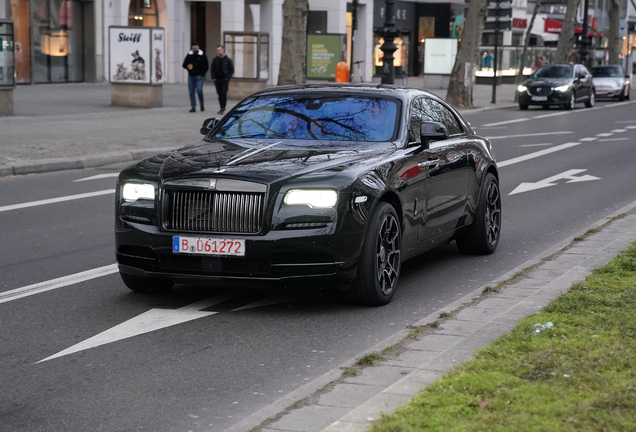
[210,45,234,115]
[182,43,209,112]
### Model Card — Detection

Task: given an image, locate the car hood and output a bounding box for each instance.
[524,78,572,87]
[592,77,624,87]
[157,138,393,185]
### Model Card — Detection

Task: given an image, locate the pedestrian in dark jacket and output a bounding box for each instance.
[182,43,209,112]
[210,45,234,115]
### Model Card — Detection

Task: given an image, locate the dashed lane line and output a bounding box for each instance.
[599,138,629,142]
[580,137,598,141]
[0,190,115,213]
[487,131,573,140]
[596,133,614,137]
[498,142,581,168]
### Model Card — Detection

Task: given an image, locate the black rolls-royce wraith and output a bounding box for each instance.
[115,84,501,305]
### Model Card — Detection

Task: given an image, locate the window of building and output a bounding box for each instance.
[128,0,158,27]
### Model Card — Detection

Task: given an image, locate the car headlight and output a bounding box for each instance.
[122,183,155,201]
[517,85,527,92]
[284,189,338,208]
[554,85,570,92]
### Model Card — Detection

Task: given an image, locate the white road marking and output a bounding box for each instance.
[596,133,613,137]
[487,131,573,139]
[73,173,120,182]
[616,120,636,123]
[482,118,530,127]
[498,142,581,168]
[0,190,115,213]
[531,111,572,119]
[579,137,598,141]
[0,264,118,305]
[611,129,627,133]
[232,291,320,311]
[627,125,636,129]
[520,143,553,147]
[599,138,629,142]
[509,169,600,195]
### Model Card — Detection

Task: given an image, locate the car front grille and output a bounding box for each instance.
[164,190,264,233]
[528,86,552,96]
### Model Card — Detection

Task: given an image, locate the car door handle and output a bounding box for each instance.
[418,159,440,169]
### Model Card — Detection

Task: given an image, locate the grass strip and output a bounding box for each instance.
[369,242,636,432]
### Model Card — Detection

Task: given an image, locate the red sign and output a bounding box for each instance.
[513,18,527,28]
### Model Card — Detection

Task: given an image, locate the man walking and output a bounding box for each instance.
[182,43,209,113]
[210,45,234,115]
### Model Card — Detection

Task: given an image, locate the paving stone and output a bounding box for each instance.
[454,307,503,322]
[497,287,542,299]
[383,349,440,368]
[455,322,513,351]
[321,420,371,432]
[339,392,412,424]
[382,370,443,396]
[527,268,570,279]
[475,297,523,310]
[268,405,351,432]
[343,365,416,387]
[317,383,385,409]
[419,348,475,372]
[409,334,465,352]
[435,319,487,336]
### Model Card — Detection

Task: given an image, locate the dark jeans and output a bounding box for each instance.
[214,79,229,110]
[188,75,204,108]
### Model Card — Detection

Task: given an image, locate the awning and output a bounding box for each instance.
[544,18,605,37]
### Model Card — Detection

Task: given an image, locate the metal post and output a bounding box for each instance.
[350,0,359,82]
[380,0,399,85]
[491,0,500,103]
[579,0,590,67]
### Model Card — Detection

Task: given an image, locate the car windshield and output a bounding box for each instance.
[213,95,400,142]
[591,66,623,77]
[532,65,573,79]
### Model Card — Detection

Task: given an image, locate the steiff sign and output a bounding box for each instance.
[109,27,165,85]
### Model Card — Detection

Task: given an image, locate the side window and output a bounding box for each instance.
[409,98,434,143]
[422,99,463,136]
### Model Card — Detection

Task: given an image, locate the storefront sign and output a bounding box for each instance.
[306,34,346,79]
[424,38,457,75]
[109,26,164,84]
[513,18,527,28]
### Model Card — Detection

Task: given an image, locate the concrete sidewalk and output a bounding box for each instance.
[0,82,518,177]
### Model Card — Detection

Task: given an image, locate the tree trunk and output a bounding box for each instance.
[514,0,541,102]
[277,0,309,85]
[554,0,581,63]
[446,0,489,108]
[607,0,621,65]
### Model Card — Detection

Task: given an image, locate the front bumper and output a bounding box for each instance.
[518,91,571,106]
[595,87,623,98]
[115,220,362,285]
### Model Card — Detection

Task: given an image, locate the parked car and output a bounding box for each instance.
[517,64,595,110]
[115,85,501,306]
[591,65,631,101]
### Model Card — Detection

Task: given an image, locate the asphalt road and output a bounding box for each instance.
[2,98,636,431]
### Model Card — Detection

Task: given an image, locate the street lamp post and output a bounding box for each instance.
[380,0,399,84]
[579,0,591,67]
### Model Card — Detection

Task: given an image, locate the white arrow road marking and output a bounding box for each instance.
[498,142,581,168]
[509,169,600,195]
[0,190,115,213]
[487,131,572,140]
[0,264,119,305]
[73,173,120,182]
[37,293,239,363]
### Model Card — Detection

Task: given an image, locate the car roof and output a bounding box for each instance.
[248,83,445,105]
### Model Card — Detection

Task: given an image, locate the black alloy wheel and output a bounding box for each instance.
[564,92,576,110]
[585,91,595,108]
[120,272,173,293]
[352,202,401,306]
[456,173,501,255]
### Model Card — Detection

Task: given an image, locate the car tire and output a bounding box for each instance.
[456,173,501,255]
[564,92,576,110]
[619,88,626,101]
[542,105,550,110]
[585,91,595,107]
[120,272,173,293]
[351,202,401,306]
[519,104,528,110]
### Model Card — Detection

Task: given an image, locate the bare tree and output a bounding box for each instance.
[514,0,542,102]
[278,0,309,85]
[446,0,489,108]
[554,0,581,63]
[607,0,621,64]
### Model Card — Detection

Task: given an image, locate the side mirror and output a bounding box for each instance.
[200,118,220,135]
[420,121,448,148]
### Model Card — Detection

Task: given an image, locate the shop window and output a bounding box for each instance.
[224,32,269,80]
[128,0,158,27]
[374,35,408,77]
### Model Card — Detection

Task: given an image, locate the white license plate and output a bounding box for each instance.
[173,236,245,256]
[531,96,548,101]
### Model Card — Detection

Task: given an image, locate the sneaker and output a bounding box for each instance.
[217,109,225,115]
[189,108,196,113]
